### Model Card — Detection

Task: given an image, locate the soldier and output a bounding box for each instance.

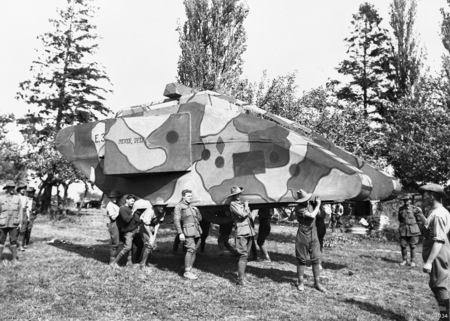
[294,189,326,292]
[105,191,122,264]
[140,197,167,271]
[397,193,422,267]
[418,183,450,321]
[16,183,28,251]
[229,186,255,286]
[174,189,203,280]
[256,208,272,262]
[330,202,344,233]
[23,187,38,248]
[110,194,139,267]
[0,180,23,265]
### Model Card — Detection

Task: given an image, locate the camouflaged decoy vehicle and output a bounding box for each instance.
[56,83,401,222]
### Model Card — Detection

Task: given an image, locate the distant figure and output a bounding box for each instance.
[330,202,344,233]
[229,186,255,286]
[174,189,203,280]
[105,191,122,264]
[110,194,139,267]
[294,190,326,292]
[256,208,272,262]
[140,197,167,271]
[0,180,23,265]
[418,183,450,321]
[16,183,28,251]
[23,187,38,248]
[397,194,422,267]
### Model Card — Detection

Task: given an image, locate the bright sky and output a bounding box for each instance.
[0,0,447,121]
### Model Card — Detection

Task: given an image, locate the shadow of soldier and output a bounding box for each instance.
[342,298,409,321]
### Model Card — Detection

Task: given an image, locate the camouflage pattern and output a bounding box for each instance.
[56,83,400,219]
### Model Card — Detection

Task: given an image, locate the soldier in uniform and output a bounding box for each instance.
[174,189,203,280]
[418,183,450,321]
[105,191,122,264]
[140,197,167,270]
[0,180,23,265]
[294,189,326,292]
[23,187,38,248]
[397,193,422,267]
[110,194,138,267]
[16,183,28,251]
[229,186,255,286]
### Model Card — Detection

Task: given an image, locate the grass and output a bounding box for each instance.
[0,209,440,321]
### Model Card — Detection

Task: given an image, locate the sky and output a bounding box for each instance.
[0,0,448,121]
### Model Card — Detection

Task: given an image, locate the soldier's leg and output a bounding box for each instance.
[0,228,6,260]
[257,220,271,261]
[183,237,198,279]
[430,254,450,321]
[399,237,408,265]
[109,221,120,263]
[199,220,211,254]
[112,230,134,265]
[24,220,33,247]
[250,236,257,260]
[409,236,419,267]
[173,234,180,253]
[310,238,326,292]
[140,226,153,269]
[18,222,27,251]
[236,236,250,285]
[295,233,308,291]
[9,228,19,264]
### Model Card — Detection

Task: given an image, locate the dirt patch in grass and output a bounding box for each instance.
[0,212,438,321]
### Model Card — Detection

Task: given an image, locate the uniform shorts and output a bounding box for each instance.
[400,236,419,247]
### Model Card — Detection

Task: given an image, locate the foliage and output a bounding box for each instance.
[0,114,24,181]
[439,1,450,109]
[389,0,423,98]
[177,0,248,94]
[384,78,450,188]
[15,0,112,213]
[335,2,395,119]
[296,86,388,169]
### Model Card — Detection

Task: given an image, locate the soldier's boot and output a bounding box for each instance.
[24,230,31,248]
[297,265,305,292]
[140,248,152,269]
[312,264,326,293]
[438,299,449,321]
[10,245,19,265]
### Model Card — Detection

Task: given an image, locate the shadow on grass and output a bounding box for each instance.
[343,298,408,321]
[49,241,110,263]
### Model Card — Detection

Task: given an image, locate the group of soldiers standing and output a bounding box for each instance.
[0,180,38,265]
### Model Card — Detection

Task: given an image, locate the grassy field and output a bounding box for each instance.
[0,210,440,321]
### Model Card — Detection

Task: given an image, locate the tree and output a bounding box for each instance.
[16,0,112,214]
[439,0,450,109]
[177,0,248,94]
[384,77,450,188]
[335,2,395,119]
[389,0,423,98]
[0,114,24,182]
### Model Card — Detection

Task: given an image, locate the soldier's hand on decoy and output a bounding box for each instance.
[179,233,186,242]
[423,262,432,274]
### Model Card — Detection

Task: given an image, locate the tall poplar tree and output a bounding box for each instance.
[177,0,249,94]
[336,2,395,119]
[389,0,423,98]
[16,0,112,213]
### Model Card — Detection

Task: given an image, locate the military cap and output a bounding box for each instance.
[26,186,36,193]
[108,190,122,198]
[16,183,27,192]
[153,197,168,206]
[230,185,244,196]
[418,183,447,198]
[296,189,312,203]
[3,180,16,190]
